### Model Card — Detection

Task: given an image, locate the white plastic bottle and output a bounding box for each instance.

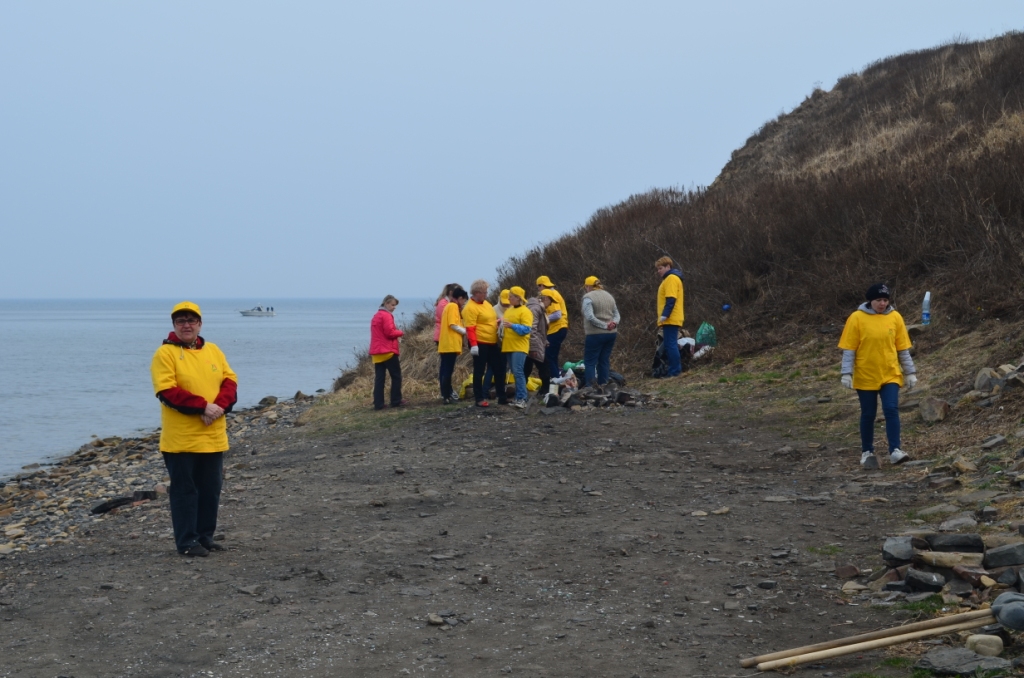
[922,291,931,325]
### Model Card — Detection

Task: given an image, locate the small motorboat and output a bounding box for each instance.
[239,305,276,317]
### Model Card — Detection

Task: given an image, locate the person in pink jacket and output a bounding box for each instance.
[370,295,406,410]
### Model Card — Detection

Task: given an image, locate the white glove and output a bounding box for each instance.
[841,374,853,389]
[470,346,479,356]
[905,374,918,389]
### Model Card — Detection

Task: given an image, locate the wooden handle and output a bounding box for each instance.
[756,616,994,671]
[740,608,993,668]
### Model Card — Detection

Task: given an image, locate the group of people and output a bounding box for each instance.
[369,257,691,410]
[145,262,916,559]
[429,276,614,409]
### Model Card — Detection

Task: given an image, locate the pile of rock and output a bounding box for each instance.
[541,385,659,413]
[0,394,317,557]
[846,532,1024,608]
[960,363,1024,409]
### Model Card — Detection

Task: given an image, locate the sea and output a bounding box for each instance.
[0,298,428,481]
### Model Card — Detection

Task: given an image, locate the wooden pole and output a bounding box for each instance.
[756,616,994,671]
[740,608,993,668]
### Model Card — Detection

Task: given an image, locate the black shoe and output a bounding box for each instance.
[180,544,210,557]
[200,539,226,552]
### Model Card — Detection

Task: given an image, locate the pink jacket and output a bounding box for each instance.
[432,298,449,342]
[370,308,403,355]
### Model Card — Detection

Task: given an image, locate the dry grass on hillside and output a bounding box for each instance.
[492,31,1024,377]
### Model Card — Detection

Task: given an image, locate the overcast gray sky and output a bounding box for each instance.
[2,2,1021,299]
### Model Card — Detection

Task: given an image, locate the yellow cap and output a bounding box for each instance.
[499,289,510,304]
[171,301,202,318]
[540,289,556,299]
[510,286,526,299]
[584,275,600,287]
[536,275,553,287]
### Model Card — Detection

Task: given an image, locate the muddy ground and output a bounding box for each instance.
[0,373,996,678]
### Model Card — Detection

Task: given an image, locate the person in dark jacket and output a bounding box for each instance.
[370,295,405,410]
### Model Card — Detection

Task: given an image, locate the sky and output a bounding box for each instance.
[2,2,1021,299]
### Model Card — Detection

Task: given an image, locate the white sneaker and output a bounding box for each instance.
[889,449,910,465]
[449,392,460,401]
[513,399,527,409]
[860,451,879,470]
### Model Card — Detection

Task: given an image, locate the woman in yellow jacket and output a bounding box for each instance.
[536,276,568,378]
[838,283,918,470]
[438,286,468,404]
[502,286,534,409]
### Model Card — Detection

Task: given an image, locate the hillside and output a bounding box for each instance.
[337,31,1024,390]
[495,31,1024,370]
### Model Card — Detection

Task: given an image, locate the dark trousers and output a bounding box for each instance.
[162,452,223,553]
[584,333,617,385]
[545,327,568,378]
[473,343,507,403]
[661,325,682,376]
[857,383,901,453]
[439,352,459,399]
[523,356,550,396]
[373,355,403,409]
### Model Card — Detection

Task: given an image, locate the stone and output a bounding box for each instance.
[883,581,912,592]
[975,368,1001,393]
[834,564,860,579]
[916,647,1010,675]
[996,568,1018,586]
[841,581,869,594]
[258,396,278,406]
[919,504,961,518]
[398,587,433,597]
[952,457,978,473]
[427,613,445,625]
[953,565,989,587]
[996,364,1018,377]
[905,568,945,592]
[939,514,978,532]
[981,506,999,522]
[711,507,730,515]
[929,477,959,490]
[690,511,708,517]
[723,601,740,610]
[915,551,984,568]
[1005,374,1024,389]
[925,533,985,553]
[948,578,974,596]
[920,397,951,422]
[236,585,264,596]
[956,490,1002,505]
[756,580,777,590]
[982,435,1007,450]
[985,543,1024,568]
[882,536,915,564]
[965,634,1004,657]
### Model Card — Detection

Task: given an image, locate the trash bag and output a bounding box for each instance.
[695,321,717,347]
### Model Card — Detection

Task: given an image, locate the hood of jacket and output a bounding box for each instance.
[163,332,205,348]
[661,267,684,281]
[857,302,895,315]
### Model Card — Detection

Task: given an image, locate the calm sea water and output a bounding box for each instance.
[0,298,427,480]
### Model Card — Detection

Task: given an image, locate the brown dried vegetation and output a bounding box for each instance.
[497,32,1024,373]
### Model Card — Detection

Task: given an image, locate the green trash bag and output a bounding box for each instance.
[695,321,717,347]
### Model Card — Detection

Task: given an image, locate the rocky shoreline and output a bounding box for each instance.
[0,393,318,558]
